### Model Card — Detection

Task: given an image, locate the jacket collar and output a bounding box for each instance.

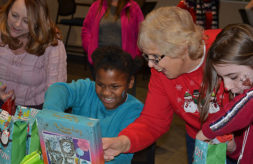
[101,0,132,10]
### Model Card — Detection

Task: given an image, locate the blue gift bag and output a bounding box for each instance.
[193,139,227,164]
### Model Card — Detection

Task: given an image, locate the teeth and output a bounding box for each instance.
[104,98,113,102]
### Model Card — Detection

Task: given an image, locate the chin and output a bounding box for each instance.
[104,104,116,110]
[164,73,179,79]
[10,32,21,38]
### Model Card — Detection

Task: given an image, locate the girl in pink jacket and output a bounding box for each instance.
[81,0,144,65]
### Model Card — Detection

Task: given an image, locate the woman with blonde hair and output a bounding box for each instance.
[102,6,236,164]
[0,0,67,109]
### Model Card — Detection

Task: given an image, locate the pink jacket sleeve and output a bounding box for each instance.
[81,3,97,53]
[133,3,144,57]
[119,69,174,152]
[46,40,67,87]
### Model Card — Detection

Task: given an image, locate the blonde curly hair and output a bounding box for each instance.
[138,6,204,60]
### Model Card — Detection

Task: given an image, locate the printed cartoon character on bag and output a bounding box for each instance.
[0,110,12,148]
[0,129,10,147]
[194,144,204,161]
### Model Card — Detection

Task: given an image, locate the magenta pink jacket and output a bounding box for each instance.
[81,0,144,64]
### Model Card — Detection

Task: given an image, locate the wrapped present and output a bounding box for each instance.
[36,109,104,164]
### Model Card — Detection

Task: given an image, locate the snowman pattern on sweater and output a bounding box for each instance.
[184,91,198,113]
[183,90,220,113]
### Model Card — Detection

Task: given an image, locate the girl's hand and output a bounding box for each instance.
[196,130,211,142]
[0,84,15,102]
[227,137,236,153]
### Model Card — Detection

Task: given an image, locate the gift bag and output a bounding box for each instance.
[15,106,41,154]
[0,109,28,164]
[20,150,44,164]
[193,139,227,164]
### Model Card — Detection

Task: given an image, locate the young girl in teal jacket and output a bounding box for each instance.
[43,46,143,163]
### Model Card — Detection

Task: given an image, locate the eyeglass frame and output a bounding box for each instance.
[142,53,165,65]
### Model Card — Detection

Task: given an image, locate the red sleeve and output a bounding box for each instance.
[81,2,97,53]
[202,89,253,159]
[202,89,253,138]
[119,69,174,153]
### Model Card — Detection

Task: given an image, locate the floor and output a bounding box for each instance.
[67,55,188,164]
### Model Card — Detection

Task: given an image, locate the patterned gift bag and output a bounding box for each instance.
[0,109,27,164]
[15,106,41,154]
[193,139,227,164]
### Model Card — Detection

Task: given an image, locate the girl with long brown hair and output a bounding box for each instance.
[0,0,67,109]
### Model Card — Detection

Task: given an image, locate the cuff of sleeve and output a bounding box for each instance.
[118,131,134,153]
[202,123,218,139]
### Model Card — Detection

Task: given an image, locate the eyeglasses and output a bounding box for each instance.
[142,53,165,65]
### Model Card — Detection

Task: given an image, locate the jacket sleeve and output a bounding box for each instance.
[119,69,174,153]
[133,2,144,56]
[202,89,253,138]
[43,82,71,112]
[81,3,97,53]
[202,89,253,159]
[43,79,91,112]
[46,40,67,87]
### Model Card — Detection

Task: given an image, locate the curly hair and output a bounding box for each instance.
[92,46,141,82]
[138,6,204,60]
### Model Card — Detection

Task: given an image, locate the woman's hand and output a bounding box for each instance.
[0,84,14,102]
[102,135,131,161]
[227,137,236,153]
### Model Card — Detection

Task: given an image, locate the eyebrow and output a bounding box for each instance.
[223,73,237,77]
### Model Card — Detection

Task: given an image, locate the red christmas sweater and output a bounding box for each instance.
[202,88,253,163]
[119,29,230,153]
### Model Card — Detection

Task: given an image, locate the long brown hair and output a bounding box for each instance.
[99,0,130,20]
[0,0,61,56]
[199,23,253,123]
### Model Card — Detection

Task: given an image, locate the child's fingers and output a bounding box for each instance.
[1,90,15,102]
[0,84,7,91]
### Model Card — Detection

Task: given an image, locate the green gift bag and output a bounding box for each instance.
[11,121,28,164]
[193,139,227,164]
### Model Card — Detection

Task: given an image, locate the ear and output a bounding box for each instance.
[182,45,189,60]
[128,76,135,89]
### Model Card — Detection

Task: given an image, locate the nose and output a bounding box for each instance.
[148,61,155,68]
[15,19,22,27]
[223,79,233,92]
[102,87,111,96]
